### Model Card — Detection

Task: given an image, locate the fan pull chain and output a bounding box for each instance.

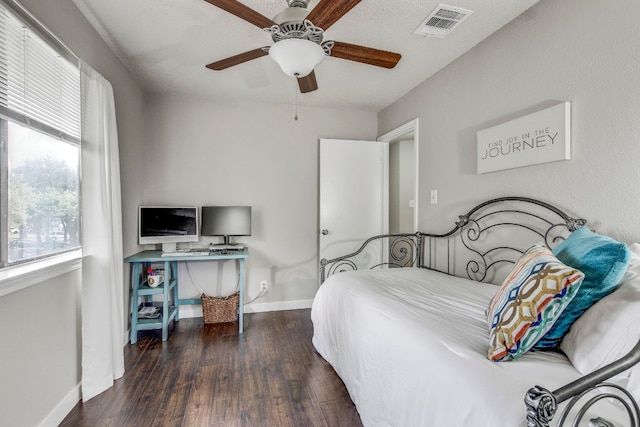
[293,79,299,121]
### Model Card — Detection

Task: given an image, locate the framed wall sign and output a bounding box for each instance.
[477,102,571,174]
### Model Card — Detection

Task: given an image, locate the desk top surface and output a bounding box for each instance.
[125,248,249,262]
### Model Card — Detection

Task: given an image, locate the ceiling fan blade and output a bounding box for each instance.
[306,0,361,30]
[206,47,269,70]
[203,0,276,29]
[330,41,401,69]
[298,71,318,93]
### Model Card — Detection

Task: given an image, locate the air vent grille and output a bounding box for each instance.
[425,16,457,30]
[414,4,473,38]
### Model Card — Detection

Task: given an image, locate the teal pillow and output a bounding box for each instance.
[535,226,631,348]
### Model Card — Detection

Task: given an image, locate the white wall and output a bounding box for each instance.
[0,270,81,427]
[0,1,146,426]
[379,0,640,244]
[144,94,377,312]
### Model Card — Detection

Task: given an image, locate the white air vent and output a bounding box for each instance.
[413,4,473,38]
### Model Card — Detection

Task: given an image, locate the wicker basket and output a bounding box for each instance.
[201,291,239,324]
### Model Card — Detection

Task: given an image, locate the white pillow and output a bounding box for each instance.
[620,242,640,285]
[560,243,640,398]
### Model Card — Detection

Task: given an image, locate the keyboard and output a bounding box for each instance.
[161,250,210,257]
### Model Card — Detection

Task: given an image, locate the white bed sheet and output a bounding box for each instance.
[311,268,627,427]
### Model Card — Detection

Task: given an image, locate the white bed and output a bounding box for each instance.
[313,197,640,427]
[314,269,562,426]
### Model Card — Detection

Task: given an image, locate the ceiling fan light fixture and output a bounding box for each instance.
[269,38,325,78]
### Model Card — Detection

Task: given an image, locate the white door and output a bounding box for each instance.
[319,138,387,271]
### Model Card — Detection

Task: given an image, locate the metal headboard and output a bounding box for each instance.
[320,196,586,284]
[420,196,587,284]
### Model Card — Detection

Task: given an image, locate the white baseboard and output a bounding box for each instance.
[179,305,204,319]
[178,299,313,319]
[39,383,81,427]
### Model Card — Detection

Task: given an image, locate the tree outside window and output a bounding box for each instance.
[6,121,80,264]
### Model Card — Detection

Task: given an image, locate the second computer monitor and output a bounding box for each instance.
[201,206,251,245]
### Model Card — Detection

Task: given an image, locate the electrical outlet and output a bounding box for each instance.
[260,280,268,292]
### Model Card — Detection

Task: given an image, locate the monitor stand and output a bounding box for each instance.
[211,236,235,246]
[209,237,243,251]
[161,242,177,253]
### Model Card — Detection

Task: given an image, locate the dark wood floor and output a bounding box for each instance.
[61,309,363,427]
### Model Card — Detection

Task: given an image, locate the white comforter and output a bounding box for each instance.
[312,268,594,427]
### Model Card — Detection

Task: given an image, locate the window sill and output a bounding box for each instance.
[0,249,82,297]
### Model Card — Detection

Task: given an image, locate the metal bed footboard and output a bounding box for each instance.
[526,341,640,426]
[318,196,640,426]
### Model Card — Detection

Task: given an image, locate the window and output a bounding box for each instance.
[0,2,81,267]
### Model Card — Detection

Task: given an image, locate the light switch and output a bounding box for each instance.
[430,190,438,204]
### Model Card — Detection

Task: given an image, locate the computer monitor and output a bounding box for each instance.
[138,206,199,252]
[201,206,251,245]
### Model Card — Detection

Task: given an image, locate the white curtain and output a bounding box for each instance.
[80,60,125,402]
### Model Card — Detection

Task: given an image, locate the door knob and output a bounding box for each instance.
[321,229,329,235]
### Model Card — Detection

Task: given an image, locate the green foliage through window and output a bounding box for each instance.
[5,122,81,265]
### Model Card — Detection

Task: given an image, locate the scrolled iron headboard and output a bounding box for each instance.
[420,196,587,284]
[320,196,586,284]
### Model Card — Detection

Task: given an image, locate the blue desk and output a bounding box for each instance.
[124,249,249,343]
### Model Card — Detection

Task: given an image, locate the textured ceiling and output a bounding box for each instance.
[72,0,540,111]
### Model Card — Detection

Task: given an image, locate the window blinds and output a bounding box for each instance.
[0,2,80,143]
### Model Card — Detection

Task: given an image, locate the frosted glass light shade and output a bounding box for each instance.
[269,38,325,77]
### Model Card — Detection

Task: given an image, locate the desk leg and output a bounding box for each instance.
[130,262,140,344]
[239,258,245,334]
[161,260,170,341]
[173,261,179,321]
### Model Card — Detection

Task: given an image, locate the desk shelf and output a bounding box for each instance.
[136,306,178,330]
[137,279,176,296]
[126,259,180,343]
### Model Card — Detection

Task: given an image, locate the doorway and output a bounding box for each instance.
[378,119,419,233]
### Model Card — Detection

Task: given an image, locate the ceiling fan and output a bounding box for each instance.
[204,0,402,93]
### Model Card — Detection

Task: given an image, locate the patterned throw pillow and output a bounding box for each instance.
[487,243,584,362]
